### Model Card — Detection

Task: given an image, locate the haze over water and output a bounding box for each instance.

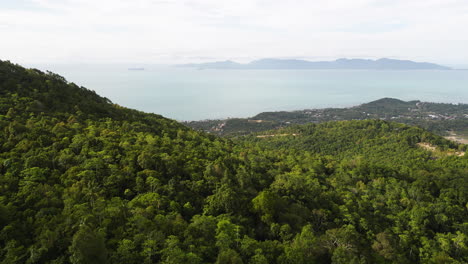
[31,64,468,121]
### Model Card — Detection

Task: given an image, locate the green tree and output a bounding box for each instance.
[69,225,107,264]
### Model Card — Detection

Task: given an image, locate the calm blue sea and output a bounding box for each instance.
[29,64,468,121]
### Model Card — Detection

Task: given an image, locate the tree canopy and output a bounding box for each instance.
[0,60,467,263]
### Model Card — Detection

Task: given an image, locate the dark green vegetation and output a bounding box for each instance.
[186,98,468,139]
[0,60,467,263]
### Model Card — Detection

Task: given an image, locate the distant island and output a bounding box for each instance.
[178,58,452,70]
[128,67,145,71]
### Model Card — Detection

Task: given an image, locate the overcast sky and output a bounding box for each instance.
[1,0,468,65]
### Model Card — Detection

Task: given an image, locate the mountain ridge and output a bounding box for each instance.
[178,58,452,70]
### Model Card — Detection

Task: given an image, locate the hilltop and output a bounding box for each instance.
[0,60,467,263]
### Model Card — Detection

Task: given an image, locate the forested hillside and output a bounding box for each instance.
[0,60,467,263]
[247,120,466,166]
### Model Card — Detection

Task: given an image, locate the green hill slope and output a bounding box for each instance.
[0,60,467,263]
[247,120,464,167]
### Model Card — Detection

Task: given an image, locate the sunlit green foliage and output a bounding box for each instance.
[0,60,467,263]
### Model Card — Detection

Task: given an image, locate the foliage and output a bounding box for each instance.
[0,60,467,263]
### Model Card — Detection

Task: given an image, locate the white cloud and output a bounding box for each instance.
[1,0,467,64]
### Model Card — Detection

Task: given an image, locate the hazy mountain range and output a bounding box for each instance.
[178,58,452,70]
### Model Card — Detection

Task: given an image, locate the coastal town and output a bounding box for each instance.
[186,98,468,141]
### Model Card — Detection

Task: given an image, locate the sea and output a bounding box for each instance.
[29,64,468,121]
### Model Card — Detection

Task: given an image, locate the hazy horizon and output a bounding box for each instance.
[24,64,468,121]
[2,0,468,66]
[25,59,468,71]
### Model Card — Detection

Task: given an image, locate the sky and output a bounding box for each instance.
[1,0,468,66]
